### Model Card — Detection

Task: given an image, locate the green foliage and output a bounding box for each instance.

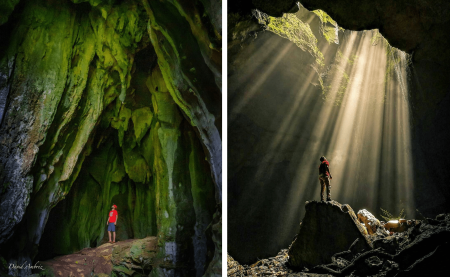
[380,207,406,221]
[253,9,356,106]
[335,50,358,65]
[312,10,337,27]
[370,30,411,85]
[312,10,341,44]
[38,267,55,277]
[314,54,352,106]
[255,11,324,66]
[370,29,384,46]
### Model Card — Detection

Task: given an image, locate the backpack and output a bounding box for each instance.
[319,161,329,176]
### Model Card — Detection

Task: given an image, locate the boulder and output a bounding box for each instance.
[357,209,382,235]
[111,237,158,276]
[384,219,408,233]
[288,201,372,269]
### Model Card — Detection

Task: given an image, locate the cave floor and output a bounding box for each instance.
[40,237,157,277]
[227,250,331,277]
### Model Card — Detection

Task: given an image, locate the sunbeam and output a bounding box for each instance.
[228,8,415,262]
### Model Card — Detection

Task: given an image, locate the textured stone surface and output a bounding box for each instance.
[357,209,382,235]
[288,201,372,269]
[36,237,163,277]
[230,0,450,63]
[308,214,450,276]
[229,213,450,277]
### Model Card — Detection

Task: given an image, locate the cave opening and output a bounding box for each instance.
[31,40,217,273]
[228,5,418,264]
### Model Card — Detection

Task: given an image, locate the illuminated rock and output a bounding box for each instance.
[288,201,373,270]
[357,209,382,235]
[384,219,408,233]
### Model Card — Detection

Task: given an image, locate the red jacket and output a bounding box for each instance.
[319,160,331,177]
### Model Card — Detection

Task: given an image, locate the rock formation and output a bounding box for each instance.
[0,0,221,276]
[308,213,450,276]
[288,201,372,270]
[228,203,450,277]
[358,209,382,235]
[36,237,158,277]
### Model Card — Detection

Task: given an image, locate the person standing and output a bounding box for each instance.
[318,156,333,201]
[106,204,118,243]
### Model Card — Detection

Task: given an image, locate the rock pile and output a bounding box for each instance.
[308,213,450,276]
[228,201,450,277]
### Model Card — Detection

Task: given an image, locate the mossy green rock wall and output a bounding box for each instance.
[0,0,221,276]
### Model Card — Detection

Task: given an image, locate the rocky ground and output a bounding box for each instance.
[228,201,450,277]
[228,250,332,277]
[33,237,158,277]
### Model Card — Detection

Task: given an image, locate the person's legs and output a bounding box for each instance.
[325,177,331,201]
[319,178,325,201]
[113,231,116,243]
[108,223,114,242]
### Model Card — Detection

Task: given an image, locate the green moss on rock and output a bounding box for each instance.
[1,0,220,275]
[131,107,153,145]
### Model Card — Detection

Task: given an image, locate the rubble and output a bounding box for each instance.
[228,201,450,277]
[299,211,450,276]
[228,250,332,277]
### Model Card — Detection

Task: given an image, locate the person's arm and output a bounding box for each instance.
[327,165,332,179]
[115,214,118,225]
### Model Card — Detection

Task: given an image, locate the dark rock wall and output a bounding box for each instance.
[0,0,221,276]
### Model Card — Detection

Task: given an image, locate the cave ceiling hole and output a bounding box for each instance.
[233,7,414,240]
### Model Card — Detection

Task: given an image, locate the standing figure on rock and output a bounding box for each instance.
[106,204,118,243]
[319,156,333,201]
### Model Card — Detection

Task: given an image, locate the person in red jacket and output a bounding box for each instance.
[106,204,118,243]
[318,156,333,201]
